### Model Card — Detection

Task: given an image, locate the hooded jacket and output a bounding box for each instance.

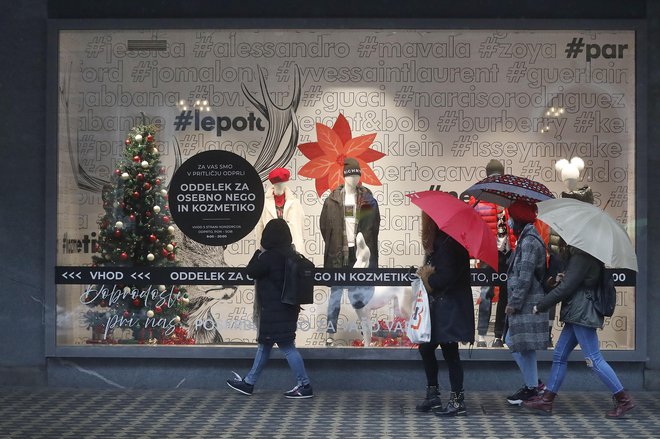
[536,247,603,328]
[246,218,300,344]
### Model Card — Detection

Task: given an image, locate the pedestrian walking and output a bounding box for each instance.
[226,218,313,399]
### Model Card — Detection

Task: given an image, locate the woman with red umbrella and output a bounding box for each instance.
[415,212,475,417]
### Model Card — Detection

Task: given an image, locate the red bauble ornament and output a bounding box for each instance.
[155,179,161,186]
[155,306,162,313]
[132,155,141,163]
[143,182,152,190]
[125,138,131,145]
[161,249,169,257]
[136,173,145,181]
[113,229,121,238]
[120,252,129,260]
[149,234,157,243]
[129,214,136,222]
[133,191,140,199]
[119,202,126,209]
[147,134,154,142]
[123,310,130,318]
[133,298,141,306]
[167,253,175,261]
[173,287,179,293]
[162,216,170,224]
[159,166,167,174]
[114,169,121,175]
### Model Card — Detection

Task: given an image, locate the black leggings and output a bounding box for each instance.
[418,342,464,392]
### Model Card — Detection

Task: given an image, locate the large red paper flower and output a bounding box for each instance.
[298,113,386,197]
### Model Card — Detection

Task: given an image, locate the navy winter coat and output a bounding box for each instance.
[425,232,475,345]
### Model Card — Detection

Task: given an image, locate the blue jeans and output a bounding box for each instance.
[244,341,310,387]
[505,331,538,388]
[546,322,623,394]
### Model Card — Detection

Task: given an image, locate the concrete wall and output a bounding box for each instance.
[1,0,657,390]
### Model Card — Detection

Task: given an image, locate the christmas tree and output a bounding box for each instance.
[83,123,194,345]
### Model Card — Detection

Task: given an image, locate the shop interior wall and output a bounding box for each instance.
[1,0,659,390]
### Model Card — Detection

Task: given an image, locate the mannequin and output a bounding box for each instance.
[255,168,305,255]
[320,157,380,346]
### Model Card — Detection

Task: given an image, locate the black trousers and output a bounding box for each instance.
[418,342,463,392]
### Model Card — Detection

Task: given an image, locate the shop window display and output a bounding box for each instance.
[52,27,637,353]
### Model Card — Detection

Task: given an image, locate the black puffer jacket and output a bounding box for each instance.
[246,219,300,344]
[425,232,475,344]
[536,247,603,328]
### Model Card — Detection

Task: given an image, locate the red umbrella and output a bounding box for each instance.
[407,191,498,269]
[463,174,554,207]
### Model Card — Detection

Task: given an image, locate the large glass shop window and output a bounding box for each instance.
[55,28,636,350]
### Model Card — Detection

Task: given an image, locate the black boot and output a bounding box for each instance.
[415,385,442,412]
[434,390,466,417]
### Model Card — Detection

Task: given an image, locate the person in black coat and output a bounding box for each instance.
[226,218,313,399]
[415,212,475,416]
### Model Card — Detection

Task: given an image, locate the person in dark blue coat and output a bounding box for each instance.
[415,212,475,416]
[227,218,313,399]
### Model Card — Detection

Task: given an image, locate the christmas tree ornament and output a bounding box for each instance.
[147,253,155,261]
[168,226,175,234]
[167,253,175,261]
[113,229,121,238]
[160,166,167,174]
[145,211,152,218]
[166,244,174,252]
[129,214,136,222]
[113,201,120,208]
[149,234,157,242]
[121,172,130,180]
[136,173,144,181]
[147,310,155,318]
[123,311,130,318]
[161,249,169,257]
[182,297,189,304]
[158,285,166,292]
[151,148,159,156]
[143,182,152,190]
[120,252,128,260]
[114,169,121,176]
[132,155,141,163]
[132,298,141,306]
[153,205,161,214]
[125,138,131,145]
[123,286,131,294]
[174,316,181,323]
[115,221,123,229]
[155,306,162,313]
[162,216,170,224]
[135,134,143,143]
[132,191,140,199]
[160,189,167,197]
[141,160,149,169]
[155,179,161,186]
[146,134,154,142]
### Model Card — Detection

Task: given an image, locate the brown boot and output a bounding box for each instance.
[606,390,636,418]
[522,391,556,415]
